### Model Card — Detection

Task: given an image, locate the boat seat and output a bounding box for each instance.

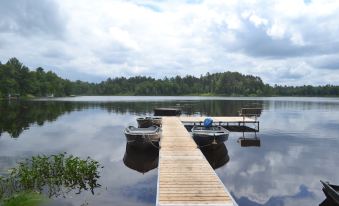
[125,126,159,134]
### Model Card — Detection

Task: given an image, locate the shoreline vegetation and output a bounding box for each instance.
[0,153,102,205]
[1,57,339,99]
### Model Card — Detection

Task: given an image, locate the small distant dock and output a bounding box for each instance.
[157,117,237,206]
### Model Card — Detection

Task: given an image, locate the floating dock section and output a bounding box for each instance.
[156,117,237,206]
[179,116,256,123]
[180,116,259,132]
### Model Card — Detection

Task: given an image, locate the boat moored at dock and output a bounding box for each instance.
[124,126,161,148]
[137,116,162,128]
[191,126,230,146]
[321,180,339,205]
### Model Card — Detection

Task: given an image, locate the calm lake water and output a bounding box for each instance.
[1,96,339,206]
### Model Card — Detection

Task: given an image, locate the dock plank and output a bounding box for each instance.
[157,117,236,206]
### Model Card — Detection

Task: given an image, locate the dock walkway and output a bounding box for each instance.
[156,117,236,206]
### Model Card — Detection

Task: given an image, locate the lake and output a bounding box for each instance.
[1,96,339,206]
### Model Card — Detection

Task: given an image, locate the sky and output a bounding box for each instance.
[1,0,339,85]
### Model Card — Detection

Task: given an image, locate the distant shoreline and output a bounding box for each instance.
[2,58,339,98]
[2,94,339,101]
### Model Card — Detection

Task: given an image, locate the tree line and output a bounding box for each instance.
[1,57,339,97]
[0,100,262,138]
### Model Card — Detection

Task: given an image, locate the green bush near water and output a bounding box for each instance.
[3,191,48,206]
[0,153,102,205]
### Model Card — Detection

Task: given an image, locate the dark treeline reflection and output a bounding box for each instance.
[0,100,263,138]
[0,101,75,138]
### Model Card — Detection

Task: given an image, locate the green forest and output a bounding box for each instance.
[1,57,339,97]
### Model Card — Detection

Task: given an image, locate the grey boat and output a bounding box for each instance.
[321,180,339,205]
[137,116,162,128]
[124,126,161,148]
[191,126,229,146]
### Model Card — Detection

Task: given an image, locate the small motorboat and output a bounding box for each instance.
[191,126,229,146]
[321,180,339,205]
[137,116,162,128]
[124,126,161,148]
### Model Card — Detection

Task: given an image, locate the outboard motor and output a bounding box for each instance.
[203,117,213,128]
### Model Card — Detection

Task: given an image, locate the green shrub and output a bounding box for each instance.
[0,153,102,203]
[3,191,48,206]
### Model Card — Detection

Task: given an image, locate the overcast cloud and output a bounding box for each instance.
[1,0,339,85]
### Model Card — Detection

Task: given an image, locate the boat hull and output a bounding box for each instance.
[191,126,229,147]
[124,126,161,149]
[192,133,228,146]
[321,180,339,205]
[125,133,160,142]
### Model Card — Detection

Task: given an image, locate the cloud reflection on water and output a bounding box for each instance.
[216,106,339,206]
[1,97,339,205]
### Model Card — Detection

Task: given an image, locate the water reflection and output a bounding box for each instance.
[319,197,338,206]
[0,102,156,206]
[1,97,339,206]
[319,181,339,206]
[200,143,229,169]
[0,99,264,138]
[237,137,261,147]
[0,101,75,138]
[123,143,159,174]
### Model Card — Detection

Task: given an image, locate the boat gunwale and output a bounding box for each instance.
[191,126,230,136]
[321,180,339,192]
[320,180,339,204]
[124,126,161,136]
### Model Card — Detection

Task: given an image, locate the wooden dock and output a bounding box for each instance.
[156,117,237,206]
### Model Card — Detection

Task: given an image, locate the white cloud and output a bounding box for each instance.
[1,0,339,84]
[248,12,268,27]
[266,21,286,39]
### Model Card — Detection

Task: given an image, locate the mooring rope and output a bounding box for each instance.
[198,141,221,148]
[196,133,220,148]
[126,134,160,149]
[143,134,161,149]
